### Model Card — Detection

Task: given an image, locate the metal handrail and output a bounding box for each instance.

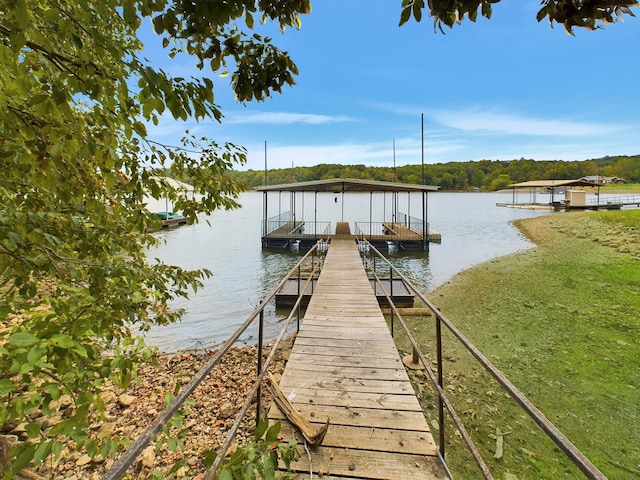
[205,257,323,478]
[361,240,607,480]
[102,240,327,480]
[586,194,640,206]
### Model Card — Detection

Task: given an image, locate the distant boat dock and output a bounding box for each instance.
[497,178,640,211]
[257,178,441,251]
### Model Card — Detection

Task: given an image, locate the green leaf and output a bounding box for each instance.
[244,463,256,478]
[412,2,423,22]
[44,383,62,400]
[6,332,38,347]
[262,454,275,480]
[27,344,46,364]
[133,120,147,137]
[71,33,83,49]
[29,94,49,105]
[399,6,412,26]
[254,416,269,441]
[33,439,53,466]
[152,14,164,33]
[12,443,37,474]
[218,470,233,480]
[0,379,14,396]
[169,458,187,474]
[202,449,217,468]
[264,422,280,444]
[50,334,75,348]
[25,422,41,439]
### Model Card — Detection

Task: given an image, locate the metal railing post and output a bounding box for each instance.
[436,315,445,458]
[297,264,301,332]
[256,309,264,427]
[390,266,394,337]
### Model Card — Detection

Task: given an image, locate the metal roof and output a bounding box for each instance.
[150,175,194,191]
[255,178,440,193]
[509,178,603,188]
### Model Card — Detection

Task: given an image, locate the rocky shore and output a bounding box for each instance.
[23,339,293,480]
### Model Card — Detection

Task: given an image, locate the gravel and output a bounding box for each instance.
[25,338,293,480]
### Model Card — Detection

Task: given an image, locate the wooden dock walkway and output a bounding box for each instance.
[269,238,445,479]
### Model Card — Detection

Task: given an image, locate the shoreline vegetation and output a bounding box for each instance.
[14,340,294,480]
[401,209,640,479]
[14,208,639,479]
[224,157,640,191]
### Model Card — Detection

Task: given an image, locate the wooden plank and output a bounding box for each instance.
[281,364,408,381]
[287,352,403,369]
[278,422,437,455]
[294,325,389,334]
[301,316,390,325]
[281,365,409,382]
[292,336,398,350]
[290,344,400,360]
[270,404,430,431]
[295,330,392,340]
[278,376,415,395]
[277,388,423,411]
[285,447,444,480]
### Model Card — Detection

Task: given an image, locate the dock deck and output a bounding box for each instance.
[269,238,445,479]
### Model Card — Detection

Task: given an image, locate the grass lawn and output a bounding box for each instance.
[601,183,640,193]
[397,209,640,479]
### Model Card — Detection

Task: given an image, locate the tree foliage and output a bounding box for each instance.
[232,156,640,191]
[400,0,637,34]
[0,0,310,476]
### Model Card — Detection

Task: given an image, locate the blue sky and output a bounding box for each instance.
[144,2,640,171]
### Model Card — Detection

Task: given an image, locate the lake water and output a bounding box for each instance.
[145,191,553,352]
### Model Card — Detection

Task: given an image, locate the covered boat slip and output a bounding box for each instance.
[257,178,440,250]
[497,178,606,210]
[268,238,445,479]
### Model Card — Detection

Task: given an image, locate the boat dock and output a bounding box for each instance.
[268,238,445,479]
[257,178,441,251]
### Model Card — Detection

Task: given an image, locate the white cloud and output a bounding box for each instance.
[242,136,465,170]
[367,101,628,138]
[430,107,623,137]
[224,111,356,125]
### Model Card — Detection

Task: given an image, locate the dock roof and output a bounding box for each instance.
[509,178,603,188]
[255,178,440,193]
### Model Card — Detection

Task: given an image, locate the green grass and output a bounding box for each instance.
[395,209,640,479]
[600,183,640,192]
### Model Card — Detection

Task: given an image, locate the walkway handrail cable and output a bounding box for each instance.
[363,240,607,480]
[365,258,491,479]
[103,241,326,480]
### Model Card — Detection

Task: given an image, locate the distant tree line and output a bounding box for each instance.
[225,155,640,191]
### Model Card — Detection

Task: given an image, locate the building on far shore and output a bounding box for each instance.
[581,175,625,184]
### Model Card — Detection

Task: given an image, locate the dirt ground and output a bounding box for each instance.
[12,338,293,480]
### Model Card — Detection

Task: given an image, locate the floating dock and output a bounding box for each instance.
[257,178,441,251]
[276,277,415,308]
[269,238,445,479]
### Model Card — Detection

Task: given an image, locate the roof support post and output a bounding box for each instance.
[422,191,428,251]
[262,191,268,244]
[369,191,373,238]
